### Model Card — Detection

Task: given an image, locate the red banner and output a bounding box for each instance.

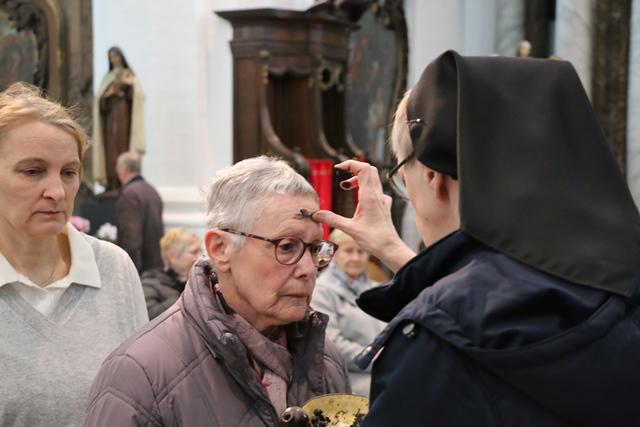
[308,159,333,239]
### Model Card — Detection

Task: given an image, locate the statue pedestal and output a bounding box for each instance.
[77,192,118,236]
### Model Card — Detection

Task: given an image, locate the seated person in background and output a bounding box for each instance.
[0,83,148,427]
[84,155,350,426]
[311,229,385,397]
[141,228,202,319]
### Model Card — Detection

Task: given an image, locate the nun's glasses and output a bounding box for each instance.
[385,118,422,201]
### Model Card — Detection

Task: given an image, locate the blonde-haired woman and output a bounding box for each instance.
[311,228,385,397]
[141,228,201,319]
[0,82,147,426]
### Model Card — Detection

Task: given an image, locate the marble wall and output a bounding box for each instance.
[404,0,464,86]
[627,0,640,205]
[552,0,595,98]
[494,0,524,56]
[462,0,497,55]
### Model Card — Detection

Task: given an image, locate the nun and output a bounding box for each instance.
[314,50,640,426]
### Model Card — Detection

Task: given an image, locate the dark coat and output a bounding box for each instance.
[140,267,185,319]
[84,259,351,426]
[356,231,640,427]
[116,175,164,273]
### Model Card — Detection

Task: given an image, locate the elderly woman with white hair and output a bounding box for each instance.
[311,229,384,397]
[85,156,351,426]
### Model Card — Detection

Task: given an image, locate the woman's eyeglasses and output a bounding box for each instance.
[220,229,338,268]
[385,118,423,201]
[386,151,416,201]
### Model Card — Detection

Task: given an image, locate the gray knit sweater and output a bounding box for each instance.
[0,235,148,427]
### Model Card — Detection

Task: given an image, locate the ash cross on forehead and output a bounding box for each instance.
[296,209,318,220]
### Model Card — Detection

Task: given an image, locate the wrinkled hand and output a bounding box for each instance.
[312,160,415,272]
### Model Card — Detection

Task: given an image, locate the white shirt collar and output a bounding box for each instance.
[0,223,102,289]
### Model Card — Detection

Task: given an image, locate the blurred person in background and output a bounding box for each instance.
[115,150,163,273]
[311,228,385,397]
[0,82,147,426]
[141,227,201,319]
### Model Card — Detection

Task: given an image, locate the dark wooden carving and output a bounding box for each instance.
[218,9,357,171]
[217,8,357,215]
[592,0,631,173]
[523,0,554,58]
[0,0,63,100]
[345,0,407,167]
[217,5,407,218]
[0,0,93,213]
[0,0,92,114]
[64,0,93,131]
[258,55,311,177]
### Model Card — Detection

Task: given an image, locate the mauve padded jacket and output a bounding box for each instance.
[84,259,351,426]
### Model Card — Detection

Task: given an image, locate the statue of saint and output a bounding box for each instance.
[92,46,145,192]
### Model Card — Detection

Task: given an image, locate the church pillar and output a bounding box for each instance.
[592,0,631,172]
[494,0,525,56]
[553,0,594,98]
[626,0,640,204]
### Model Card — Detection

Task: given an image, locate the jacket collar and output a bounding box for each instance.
[0,223,102,290]
[180,258,329,395]
[357,230,480,322]
[122,174,144,188]
[355,231,623,371]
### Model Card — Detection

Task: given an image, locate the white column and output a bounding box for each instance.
[494,0,524,56]
[462,0,497,55]
[405,0,464,86]
[552,0,595,98]
[627,0,640,205]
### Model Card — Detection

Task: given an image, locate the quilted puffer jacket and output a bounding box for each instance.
[84,259,351,426]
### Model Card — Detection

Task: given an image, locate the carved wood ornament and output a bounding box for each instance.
[217,3,408,218]
[0,0,64,101]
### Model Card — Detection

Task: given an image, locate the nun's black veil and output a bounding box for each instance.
[406,50,640,297]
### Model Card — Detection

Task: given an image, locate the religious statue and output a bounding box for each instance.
[92,46,145,192]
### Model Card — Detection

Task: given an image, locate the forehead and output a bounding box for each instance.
[254,194,321,236]
[0,121,79,160]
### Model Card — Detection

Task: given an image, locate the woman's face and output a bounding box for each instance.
[109,50,123,68]
[0,121,81,240]
[332,239,369,280]
[168,240,201,279]
[222,195,322,332]
[402,158,460,247]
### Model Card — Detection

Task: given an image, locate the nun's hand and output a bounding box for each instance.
[312,160,416,273]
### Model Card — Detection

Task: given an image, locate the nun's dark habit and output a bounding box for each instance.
[355,51,640,427]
